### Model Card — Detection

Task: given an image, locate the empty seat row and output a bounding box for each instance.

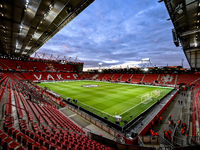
[0,58,78,72]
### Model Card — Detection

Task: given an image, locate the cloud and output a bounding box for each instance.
[35,0,190,70]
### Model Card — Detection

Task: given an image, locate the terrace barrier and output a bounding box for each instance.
[90,133,156,150]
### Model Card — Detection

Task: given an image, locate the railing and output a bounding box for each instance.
[81,127,91,137]
[173,136,187,147]
[2,103,30,123]
[187,135,200,146]
[138,136,145,147]
[159,136,175,150]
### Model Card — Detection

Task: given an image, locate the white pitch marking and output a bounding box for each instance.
[77,101,114,117]
[119,102,142,116]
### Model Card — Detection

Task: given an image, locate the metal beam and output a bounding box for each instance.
[180,28,200,37]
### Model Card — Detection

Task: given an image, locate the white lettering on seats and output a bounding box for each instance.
[47,74,54,80]
[34,74,42,80]
[57,74,63,80]
[73,74,78,79]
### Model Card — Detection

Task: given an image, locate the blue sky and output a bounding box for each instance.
[37,0,190,70]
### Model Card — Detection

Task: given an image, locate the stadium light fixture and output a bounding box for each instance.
[49,4,53,10]
[98,69,102,73]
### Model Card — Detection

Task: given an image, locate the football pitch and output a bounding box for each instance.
[37,81,173,126]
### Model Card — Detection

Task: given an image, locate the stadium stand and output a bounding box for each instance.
[131,74,144,83]
[0,76,116,149]
[54,62,64,71]
[111,74,122,82]
[1,57,200,149]
[177,74,200,85]
[142,74,159,84]
[79,73,97,80]
[120,74,133,82]
[96,73,107,80]
[22,72,32,80]
[24,61,35,71]
[15,60,27,70]
[33,61,46,71]
[0,59,17,70]
[103,74,114,81]
[158,74,177,85]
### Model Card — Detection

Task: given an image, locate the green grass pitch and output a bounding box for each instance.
[37,81,173,126]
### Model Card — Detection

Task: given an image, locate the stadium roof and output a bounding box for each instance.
[0,0,94,59]
[164,0,200,70]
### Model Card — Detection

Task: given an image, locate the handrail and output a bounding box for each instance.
[2,103,30,123]
[81,126,91,136]
[138,136,145,147]
[160,135,175,148]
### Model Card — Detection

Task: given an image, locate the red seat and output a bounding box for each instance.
[39,145,48,150]
[21,135,29,146]
[16,146,26,150]
[41,132,46,138]
[46,134,51,140]
[4,124,13,131]
[8,141,20,150]
[34,134,40,142]
[44,139,50,149]
[21,128,26,134]
[0,133,8,145]
[13,130,20,139]
[25,130,31,136]
[77,147,84,150]
[0,130,3,134]
[30,131,35,139]
[16,132,24,142]
[32,141,40,150]
[8,127,16,135]
[50,143,61,150]
[2,137,13,149]
[27,138,35,150]
[38,137,44,145]
[51,138,55,144]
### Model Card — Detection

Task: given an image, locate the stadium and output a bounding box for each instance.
[0,0,200,150]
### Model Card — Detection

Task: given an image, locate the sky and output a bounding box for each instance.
[36,0,190,71]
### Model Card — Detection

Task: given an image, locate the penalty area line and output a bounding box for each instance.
[119,102,141,116]
[77,101,114,117]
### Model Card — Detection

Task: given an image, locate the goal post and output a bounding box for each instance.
[151,90,160,98]
[141,93,152,104]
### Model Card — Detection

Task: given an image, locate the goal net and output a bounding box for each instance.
[151,90,160,98]
[141,94,152,104]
